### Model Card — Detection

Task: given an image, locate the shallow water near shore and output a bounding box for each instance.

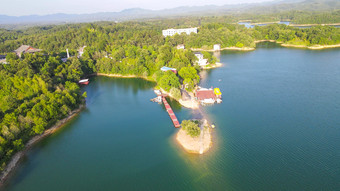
[2,42,340,190]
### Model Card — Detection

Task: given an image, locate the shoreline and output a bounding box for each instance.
[281,43,340,49]
[94,73,155,82]
[255,40,340,49]
[0,105,85,186]
[191,46,255,52]
[237,20,340,27]
[254,40,281,43]
[202,62,223,69]
[159,88,200,109]
[289,23,340,27]
[190,40,340,52]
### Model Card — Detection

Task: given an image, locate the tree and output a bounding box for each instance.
[178,67,199,82]
[13,139,24,151]
[178,67,199,91]
[158,71,180,91]
[181,120,201,137]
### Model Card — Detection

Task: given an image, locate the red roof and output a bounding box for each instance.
[196,89,216,100]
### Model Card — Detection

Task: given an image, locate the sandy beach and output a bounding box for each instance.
[191,46,255,52]
[176,126,212,154]
[281,43,340,49]
[96,73,155,82]
[202,62,223,69]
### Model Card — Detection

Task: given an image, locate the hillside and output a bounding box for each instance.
[0,0,339,26]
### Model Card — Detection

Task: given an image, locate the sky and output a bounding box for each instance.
[1,0,274,16]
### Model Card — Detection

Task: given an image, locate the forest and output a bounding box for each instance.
[0,53,91,171]
[1,16,340,172]
[1,18,339,53]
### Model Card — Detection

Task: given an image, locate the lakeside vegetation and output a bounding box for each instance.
[0,53,91,171]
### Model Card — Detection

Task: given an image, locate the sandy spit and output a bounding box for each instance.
[95,73,155,82]
[176,127,211,154]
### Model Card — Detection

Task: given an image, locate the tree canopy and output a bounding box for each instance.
[181,120,201,138]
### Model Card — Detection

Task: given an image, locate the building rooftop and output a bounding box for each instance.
[196,89,216,100]
[14,45,42,57]
[161,66,176,71]
[78,46,86,52]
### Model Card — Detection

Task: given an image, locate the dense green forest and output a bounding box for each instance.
[1,19,339,54]
[0,53,91,171]
[1,16,340,173]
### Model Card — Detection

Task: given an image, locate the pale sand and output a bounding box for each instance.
[254,40,280,43]
[0,105,85,185]
[281,43,340,49]
[254,40,340,50]
[190,40,340,52]
[178,99,199,109]
[289,23,340,27]
[96,73,155,82]
[159,89,199,109]
[191,46,255,52]
[176,127,211,154]
[202,62,223,69]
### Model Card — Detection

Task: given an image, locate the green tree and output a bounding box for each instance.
[181,120,201,138]
[158,71,180,91]
[13,139,24,151]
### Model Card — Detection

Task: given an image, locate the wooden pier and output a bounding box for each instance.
[162,97,181,128]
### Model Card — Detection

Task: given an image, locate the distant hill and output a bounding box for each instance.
[0,0,339,25]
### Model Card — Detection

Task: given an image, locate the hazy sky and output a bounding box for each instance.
[1,0,273,16]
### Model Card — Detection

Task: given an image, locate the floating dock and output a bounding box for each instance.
[162,97,181,128]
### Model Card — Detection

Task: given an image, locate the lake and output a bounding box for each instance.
[238,22,340,29]
[2,42,340,190]
[238,21,290,28]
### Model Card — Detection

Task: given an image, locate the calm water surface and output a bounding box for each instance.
[3,42,340,190]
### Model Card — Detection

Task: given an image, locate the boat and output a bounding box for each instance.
[211,123,216,128]
[201,98,215,104]
[79,79,89,85]
[150,96,162,103]
[154,89,161,95]
[216,98,222,103]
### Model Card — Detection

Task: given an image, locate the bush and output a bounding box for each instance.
[181,120,201,137]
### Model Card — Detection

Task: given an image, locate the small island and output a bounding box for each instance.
[176,119,212,154]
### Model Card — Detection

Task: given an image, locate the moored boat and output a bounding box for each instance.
[79,79,89,85]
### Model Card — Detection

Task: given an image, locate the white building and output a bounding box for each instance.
[162,28,198,37]
[214,44,221,51]
[194,52,204,60]
[194,52,208,66]
[78,46,86,57]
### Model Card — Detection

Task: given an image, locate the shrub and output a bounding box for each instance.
[181,120,201,137]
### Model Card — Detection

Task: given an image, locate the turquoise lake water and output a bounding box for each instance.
[2,42,340,190]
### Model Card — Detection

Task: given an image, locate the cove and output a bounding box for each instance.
[2,42,340,190]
